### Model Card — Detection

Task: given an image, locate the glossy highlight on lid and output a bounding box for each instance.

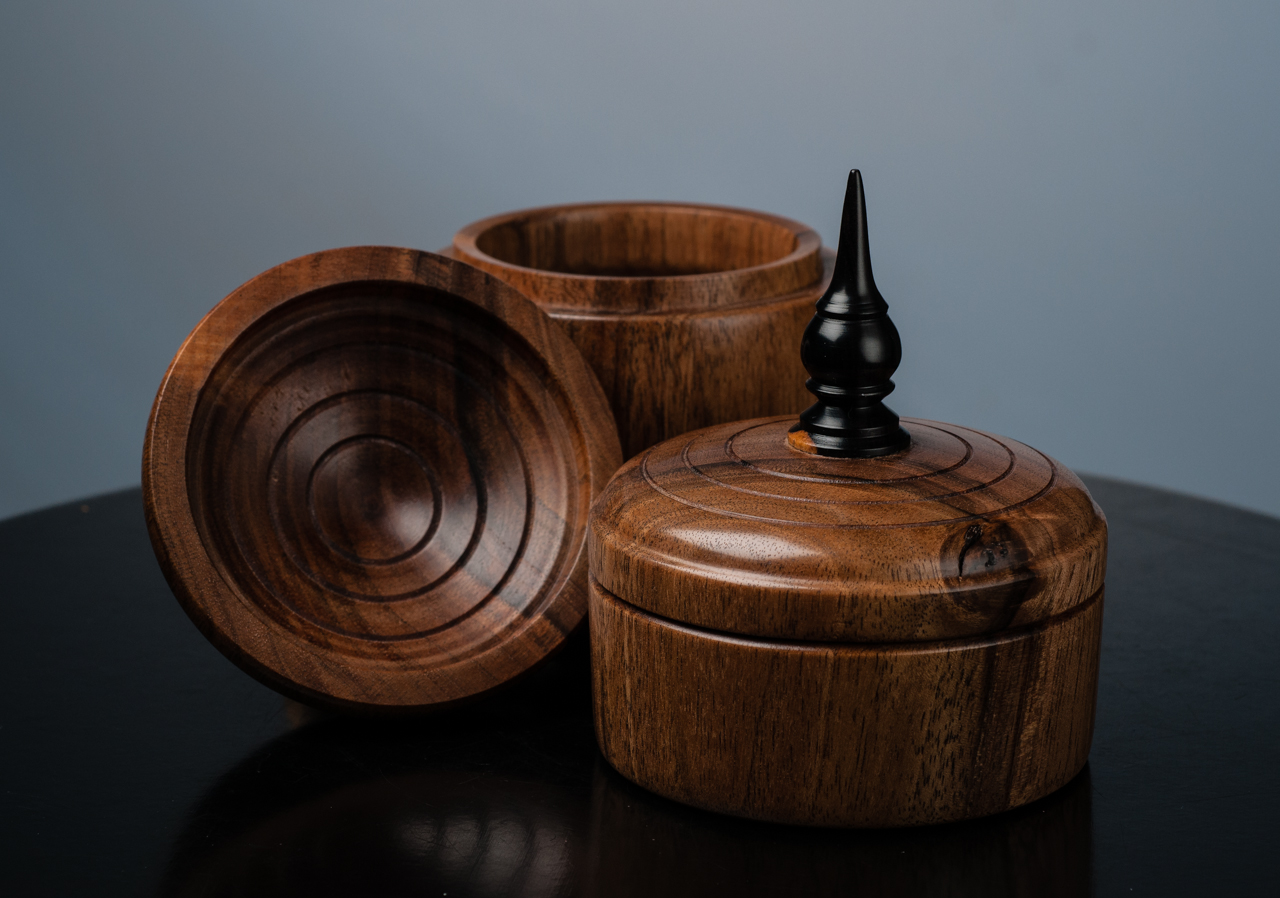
[591,415,1106,643]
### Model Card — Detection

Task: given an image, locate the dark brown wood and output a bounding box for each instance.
[588,416,1107,826]
[449,202,834,458]
[592,417,1107,641]
[143,246,621,712]
[592,582,1101,828]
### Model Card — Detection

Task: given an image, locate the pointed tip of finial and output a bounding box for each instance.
[834,169,880,308]
[790,168,909,458]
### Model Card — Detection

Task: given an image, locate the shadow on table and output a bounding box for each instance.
[158,643,1093,897]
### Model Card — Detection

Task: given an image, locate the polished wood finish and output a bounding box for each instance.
[450,202,833,457]
[592,418,1107,642]
[592,583,1101,828]
[589,416,1107,826]
[144,246,621,712]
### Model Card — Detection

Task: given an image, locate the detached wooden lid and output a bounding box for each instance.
[144,247,621,711]
[589,173,1106,643]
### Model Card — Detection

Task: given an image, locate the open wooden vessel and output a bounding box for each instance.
[450,202,834,457]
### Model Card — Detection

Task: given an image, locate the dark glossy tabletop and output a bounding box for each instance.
[2,477,1278,896]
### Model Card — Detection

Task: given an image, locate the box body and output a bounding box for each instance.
[588,416,1107,826]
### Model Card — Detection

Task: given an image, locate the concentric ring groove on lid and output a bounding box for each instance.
[145,246,621,710]
[589,416,1106,643]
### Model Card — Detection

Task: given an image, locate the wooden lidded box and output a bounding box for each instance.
[449,202,834,458]
[589,172,1108,827]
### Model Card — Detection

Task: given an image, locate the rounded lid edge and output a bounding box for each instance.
[588,416,1106,643]
[145,246,622,710]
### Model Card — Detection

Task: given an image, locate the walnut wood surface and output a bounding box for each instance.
[591,581,1102,827]
[588,414,1107,825]
[591,416,1107,642]
[143,246,621,711]
[450,203,833,457]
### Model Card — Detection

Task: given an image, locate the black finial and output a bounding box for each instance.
[789,170,910,457]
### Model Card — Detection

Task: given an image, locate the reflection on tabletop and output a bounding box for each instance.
[159,639,1093,898]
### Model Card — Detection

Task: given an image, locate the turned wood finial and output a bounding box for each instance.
[789,170,911,457]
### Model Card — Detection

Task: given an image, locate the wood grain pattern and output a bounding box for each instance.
[591,582,1102,828]
[591,417,1107,642]
[450,202,833,457]
[588,414,1107,825]
[144,246,621,712]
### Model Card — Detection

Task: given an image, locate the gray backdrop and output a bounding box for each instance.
[2,1,1278,521]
